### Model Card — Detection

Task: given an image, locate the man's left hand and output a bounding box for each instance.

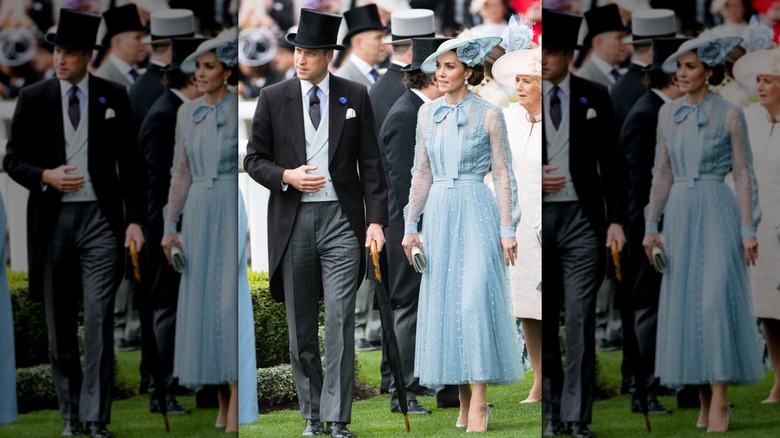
[125,223,145,252]
[365,223,385,252]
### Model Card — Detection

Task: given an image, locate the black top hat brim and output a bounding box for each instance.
[44,32,101,51]
[285,32,345,51]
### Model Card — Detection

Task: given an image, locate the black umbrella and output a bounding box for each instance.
[370,241,411,432]
[131,240,171,432]
[612,241,651,432]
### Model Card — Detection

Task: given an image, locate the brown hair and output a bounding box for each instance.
[467,64,485,86]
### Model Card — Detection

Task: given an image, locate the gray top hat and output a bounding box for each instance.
[143,9,195,45]
[626,9,675,45]
[383,9,437,45]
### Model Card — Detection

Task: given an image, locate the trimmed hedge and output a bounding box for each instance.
[251,271,290,368]
[8,271,49,367]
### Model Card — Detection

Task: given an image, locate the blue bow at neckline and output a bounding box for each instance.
[673,94,714,126]
[433,94,472,187]
[192,100,228,126]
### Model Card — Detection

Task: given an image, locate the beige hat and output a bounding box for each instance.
[625,9,675,45]
[142,9,195,45]
[733,48,780,88]
[382,9,438,45]
[492,47,541,88]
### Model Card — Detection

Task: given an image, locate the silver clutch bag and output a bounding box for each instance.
[411,245,426,274]
[652,246,666,273]
[171,246,186,273]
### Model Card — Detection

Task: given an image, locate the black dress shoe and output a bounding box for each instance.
[327,422,355,438]
[570,422,595,438]
[88,423,114,438]
[303,419,326,436]
[631,398,672,414]
[151,400,191,415]
[62,419,84,436]
[356,338,379,352]
[391,400,432,414]
[543,419,565,436]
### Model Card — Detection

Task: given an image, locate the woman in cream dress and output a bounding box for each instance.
[734,47,780,403]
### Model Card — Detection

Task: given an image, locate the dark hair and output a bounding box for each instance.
[162,69,191,90]
[467,64,485,86]
[393,43,411,57]
[402,70,434,90]
[152,44,169,55]
[724,45,746,79]
[643,69,674,90]
[226,63,240,86]
[706,63,726,86]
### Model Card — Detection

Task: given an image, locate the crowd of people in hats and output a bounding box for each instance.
[541,1,780,438]
[0,1,249,436]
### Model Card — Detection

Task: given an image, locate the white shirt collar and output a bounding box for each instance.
[350,55,377,77]
[109,54,136,78]
[651,88,673,103]
[590,54,618,80]
[300,72,331,98]
[150,59,167,68]
[60,74,89,98]
[170,88,191,103]
[411,88,432,103]
[543,73,570,97]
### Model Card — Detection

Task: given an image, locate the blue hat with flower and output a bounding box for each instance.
[661,35,742,74]
[492,14,538,88]
[180,29,239,74]
[420,35,502,74]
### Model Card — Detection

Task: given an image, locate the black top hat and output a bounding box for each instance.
[44,9,101,50]
[401,37,451,72]
[103,4,146,41]
[542,9,583,51]
[342,4,386,45]
[286,8,345,51]
[645,37,690,72]
[277,35,295,53]
[163,37,210,72]
[584,4,627,40]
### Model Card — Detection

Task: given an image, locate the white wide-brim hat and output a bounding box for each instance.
[661,35,742,74]
[733,48,780,88]
[181,30,238,74]
[492,48,541,88]
[420,35,502,74]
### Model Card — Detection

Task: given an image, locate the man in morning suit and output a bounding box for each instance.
[128,9,195,128]
[244,8,388,438]
[575,4,628,90]
[2,9,147,438]
[136,36,207,416]
[619,36,688,416]
[335,4,387,90]
[370,9,438,131]
[541,9,628,438]
[94,4,146,88]
[379,36,454,416]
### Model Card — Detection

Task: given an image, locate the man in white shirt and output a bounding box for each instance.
[95,4,146,88]
[576,3,629,90]
[335,3,387,90]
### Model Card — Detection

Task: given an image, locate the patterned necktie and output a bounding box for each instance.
[129,68,139,82]
[68,86,80,129]
[309,86,321,130]
[609,68,620,83]
[549,86,561,130]
[369,68,379,83]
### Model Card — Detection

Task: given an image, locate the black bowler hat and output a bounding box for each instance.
[401,37,451,72]
[44,9,101,50]
[584,4,627,40]
[163,37,209,72]
[103,4,146,40]
[542,9,584,51]
[285,8,345,51]
[644,37,690,72]
[342,4,386,45]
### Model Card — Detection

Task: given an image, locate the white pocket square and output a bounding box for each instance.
[586,108,597,119]
[105,108,116,119]
[346,108,356,119]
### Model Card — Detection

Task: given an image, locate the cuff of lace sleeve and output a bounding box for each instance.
[405,223,418,234]
[164,223,177,234]
[500,226,515,238]
[741,226,756,238]
[645,223,659,234]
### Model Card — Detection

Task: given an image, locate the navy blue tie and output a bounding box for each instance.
[309,86,321,130]
[68,86,80,129]
[129,68,139,82]
[609,68,620,83]
[550,86,561,130]
[369,68,379,83]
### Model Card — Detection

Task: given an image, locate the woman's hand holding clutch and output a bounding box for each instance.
[642,233,664,267]
[402,233,423,266]
[161,233,183,266]
[742,236,758,266]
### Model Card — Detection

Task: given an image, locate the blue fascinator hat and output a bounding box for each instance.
[180,28,238,74]
[661,35,742,74]
[420,35,502,74]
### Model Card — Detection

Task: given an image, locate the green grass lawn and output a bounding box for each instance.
[592,350,780,437]
[241,349,542,437]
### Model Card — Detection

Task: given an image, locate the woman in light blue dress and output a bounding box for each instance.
[237,190,258,425]
[643,36,764,433]
[0,194,17,424]
[402,36,523,433]
[162,35,239,432]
